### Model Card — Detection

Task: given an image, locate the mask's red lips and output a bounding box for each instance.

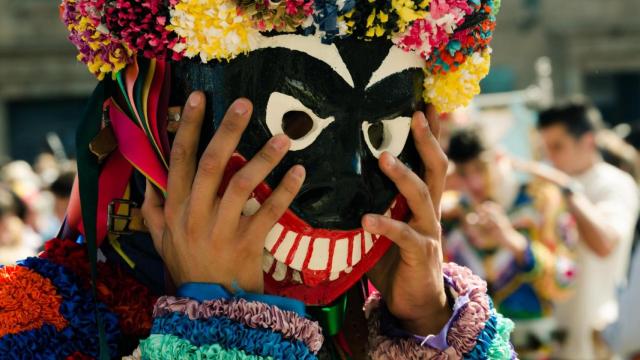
[222,154,409,305]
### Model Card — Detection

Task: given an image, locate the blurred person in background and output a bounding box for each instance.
[49,170,76,224]
[0,186,39,265]
[600,124,640,359]
[602,245,640,360]
[0,160,44,251]
[36,169,78,240]
[443,127,577,359]
[535,99,640,359]
[598,129,640,183]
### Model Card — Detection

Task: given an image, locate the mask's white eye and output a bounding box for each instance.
[266,92,335,151]
[362,117,412,158]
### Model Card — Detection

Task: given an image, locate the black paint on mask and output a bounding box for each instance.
[171,38,424,230]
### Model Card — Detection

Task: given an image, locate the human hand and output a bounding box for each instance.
[141,92,306,293]
[475,202,527,262]
[365,107,451,336]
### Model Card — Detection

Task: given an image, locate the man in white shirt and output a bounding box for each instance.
[536,100,639,359]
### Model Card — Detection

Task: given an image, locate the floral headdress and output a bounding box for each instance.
[60,0,499,113]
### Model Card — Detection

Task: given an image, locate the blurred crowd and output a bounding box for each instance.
[0,153,75,265]
[2,97,640,359]
[441,98,640,360]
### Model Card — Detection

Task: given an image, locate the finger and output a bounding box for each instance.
[216,134,291,228]
[411,111,448,217]
[166,92,206,208]
[141,180,165,254]
[379,152,438,234]
[425,104,440,140]
[248,165,306,238]
[189,98,253,218]
[363,214,430,256]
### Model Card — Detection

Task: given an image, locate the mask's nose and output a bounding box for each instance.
[288,131,391,230]
[293,174,375,229]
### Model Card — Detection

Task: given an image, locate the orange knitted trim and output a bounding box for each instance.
[0,265,68,336]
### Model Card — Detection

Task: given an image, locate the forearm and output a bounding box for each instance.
[567,193,618,257]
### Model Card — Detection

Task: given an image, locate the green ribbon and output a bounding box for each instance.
[308,294,348,337]
[76,81,111,359]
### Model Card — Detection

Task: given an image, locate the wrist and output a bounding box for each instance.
[501,229,528,262]
[399,287,451,336]
[561,179,584,199]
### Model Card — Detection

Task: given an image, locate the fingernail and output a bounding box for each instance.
[270,135,289,151]
[189,92,202,107]
[291,165,305,178]
[382,153,396,168]
[364,215,378,228]
[418,111,429,131]
[232,99,249,115]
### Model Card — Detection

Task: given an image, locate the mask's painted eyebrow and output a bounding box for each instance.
[365,47,425,90]
[256,34,355,88]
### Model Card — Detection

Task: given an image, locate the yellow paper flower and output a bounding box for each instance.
[423,50,491,113]
[391,0,429,33]
[168,0,261,62]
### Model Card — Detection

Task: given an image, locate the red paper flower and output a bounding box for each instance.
[105,0,182,60]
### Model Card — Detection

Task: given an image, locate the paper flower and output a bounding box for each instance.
[309,0,357,43]
[423,50,491,113]
[343,0,429,40]
[61,0,133,80]
[238,0,314,32]
[168,0,261,63]
[105,0,181,60]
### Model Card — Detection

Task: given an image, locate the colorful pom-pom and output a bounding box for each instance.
[61,0,134,80]
[168,0,261,63]
[105,0,182,61]
[238,0,314,32]
[423,49,491,113]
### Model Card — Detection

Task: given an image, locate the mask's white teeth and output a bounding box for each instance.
[330,238,349,273]
[352,233,362,264]
[290,236,311,270]
[291,269,303,284]
[265,223,284,251]
[242,197,261,216]
[273,260,287,281]
[308,238,330,271]
[364,231,374,253]
[263,251,275,272]
[274,231,297,260]
[384,208,391,218]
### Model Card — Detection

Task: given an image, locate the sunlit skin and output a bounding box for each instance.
[538,123,598,176]
[142,92,451,338]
